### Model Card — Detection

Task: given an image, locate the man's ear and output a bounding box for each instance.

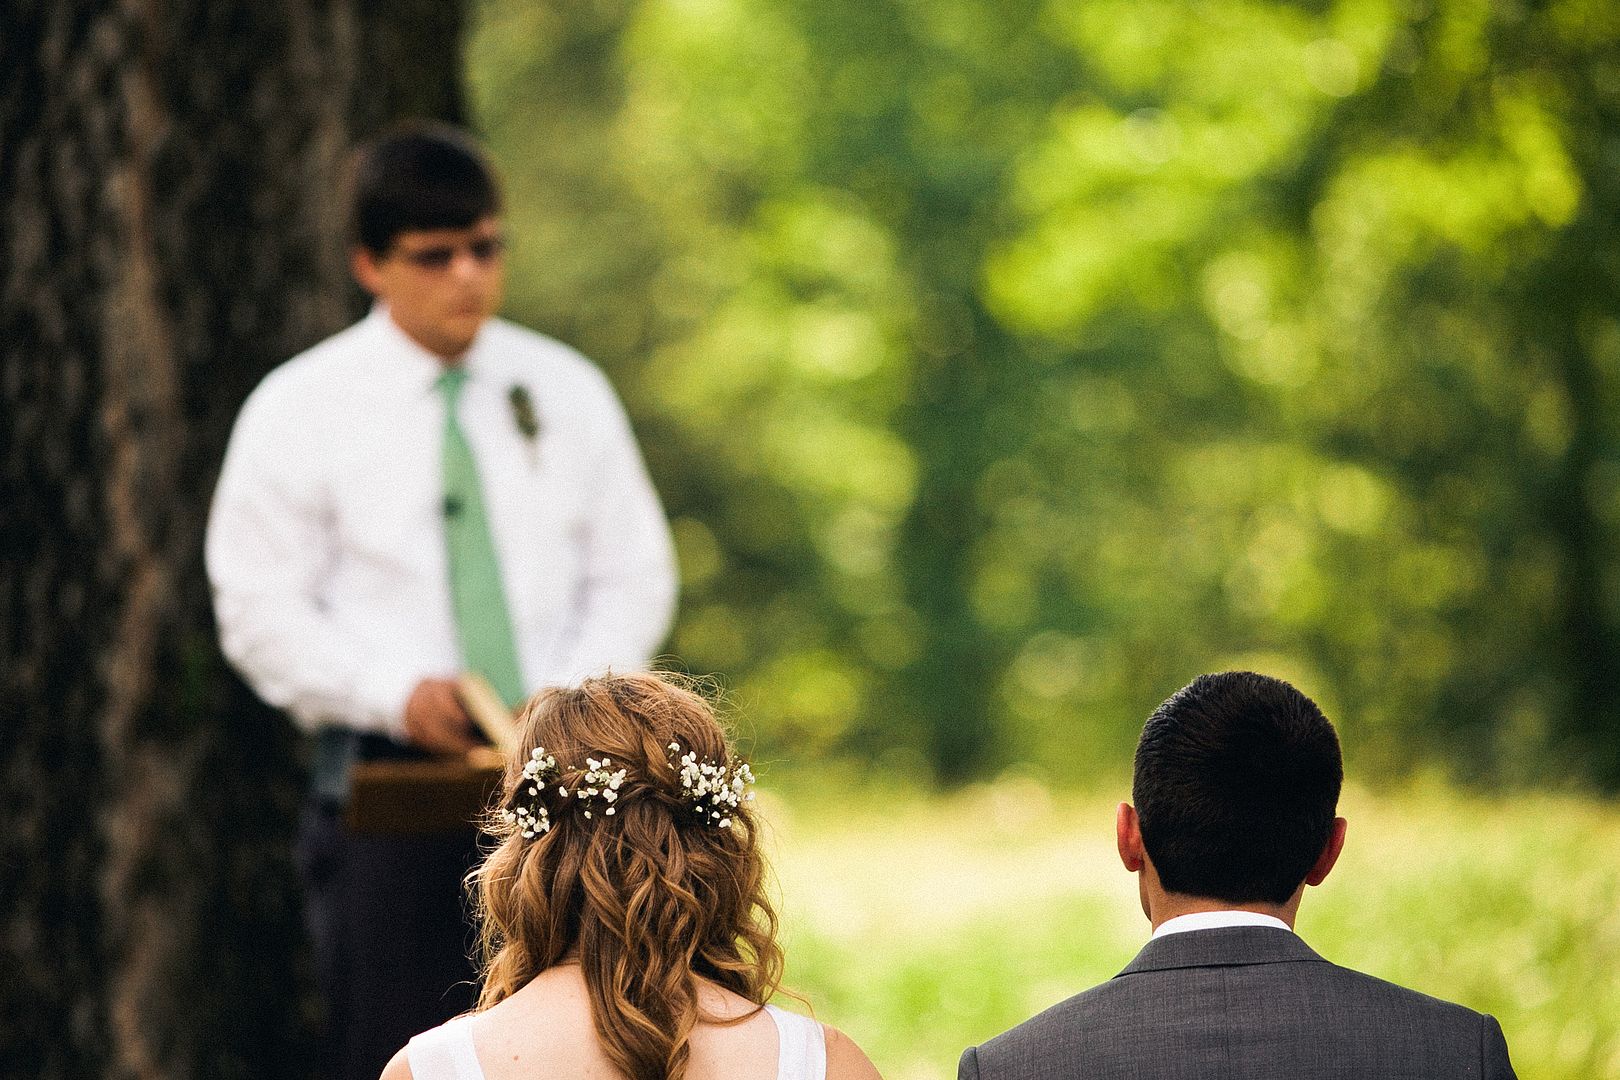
[350,246,383,296]
[1116,802,1145,873]
[1305,816,1347,887]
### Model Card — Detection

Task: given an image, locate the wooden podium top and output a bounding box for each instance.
[345,751,505,835]
[344,673,519,835]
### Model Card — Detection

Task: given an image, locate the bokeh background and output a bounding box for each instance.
[5,0,1619,1077]
[473,0,1620,790]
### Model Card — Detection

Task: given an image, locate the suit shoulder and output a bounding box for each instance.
[971,979,1118,1071]
[1317,962,1492,1025]
[1290,962,1510,1071]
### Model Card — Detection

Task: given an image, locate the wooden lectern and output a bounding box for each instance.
[344,673,521,835]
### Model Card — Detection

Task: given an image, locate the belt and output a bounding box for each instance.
[309,728,429,804]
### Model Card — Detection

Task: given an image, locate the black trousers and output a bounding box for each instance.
[297,802,482,1080]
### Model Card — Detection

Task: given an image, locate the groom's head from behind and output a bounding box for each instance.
[1120,671,1346,923]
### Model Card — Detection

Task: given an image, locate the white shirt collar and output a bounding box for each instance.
[366,303,489,387]
[1151,910,1294,939]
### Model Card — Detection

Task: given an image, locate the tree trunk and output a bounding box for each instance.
[0,3,465,1077]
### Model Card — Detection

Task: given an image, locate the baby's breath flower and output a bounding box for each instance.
[504,742,755,839]
[666,741,756,827]
[505,746,560,838]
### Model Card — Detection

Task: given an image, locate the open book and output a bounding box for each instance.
[455,671,520,754]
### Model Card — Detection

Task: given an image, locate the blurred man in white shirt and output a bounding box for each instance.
[206,123,676,1080]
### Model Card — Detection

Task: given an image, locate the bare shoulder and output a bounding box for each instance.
[378,1044,414,1080]
[822,1022,883,1080]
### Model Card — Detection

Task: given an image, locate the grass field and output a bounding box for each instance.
[759,775,1620,1080]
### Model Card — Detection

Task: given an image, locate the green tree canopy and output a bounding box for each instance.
[470,0,1620,788]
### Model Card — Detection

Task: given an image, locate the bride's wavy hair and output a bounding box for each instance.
[472,671,783,1080]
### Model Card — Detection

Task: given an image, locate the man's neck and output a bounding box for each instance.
[378,305,478,364]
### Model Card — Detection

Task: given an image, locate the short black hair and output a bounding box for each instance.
[1133,671,1342,905]
[350,122,501,254]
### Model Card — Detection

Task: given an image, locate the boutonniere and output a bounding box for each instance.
[508,384,541,469]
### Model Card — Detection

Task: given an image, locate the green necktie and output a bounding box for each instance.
[437,367,526,708]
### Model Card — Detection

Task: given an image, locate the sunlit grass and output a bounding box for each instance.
[762,775,1620,1080]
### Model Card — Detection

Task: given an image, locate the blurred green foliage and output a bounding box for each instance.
[468,0,1620,786]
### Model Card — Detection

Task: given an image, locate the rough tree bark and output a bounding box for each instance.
[1,2,465,1077]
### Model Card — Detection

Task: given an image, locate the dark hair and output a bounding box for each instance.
[349,122,501,254]
[1133,671,1343,905]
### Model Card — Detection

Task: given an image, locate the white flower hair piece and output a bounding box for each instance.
[502,745,748,838]
[667,741,756,829]
[501,746,559,839]
[575,756,628,820]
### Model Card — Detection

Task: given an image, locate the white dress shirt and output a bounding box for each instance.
[1151,910,1294,939]
[206,307,677,738]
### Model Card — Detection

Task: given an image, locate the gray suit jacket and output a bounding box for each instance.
[959,927,1515,1080]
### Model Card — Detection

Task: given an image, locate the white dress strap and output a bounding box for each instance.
[405,1014,486,1080]
[765,1004,827,1080]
